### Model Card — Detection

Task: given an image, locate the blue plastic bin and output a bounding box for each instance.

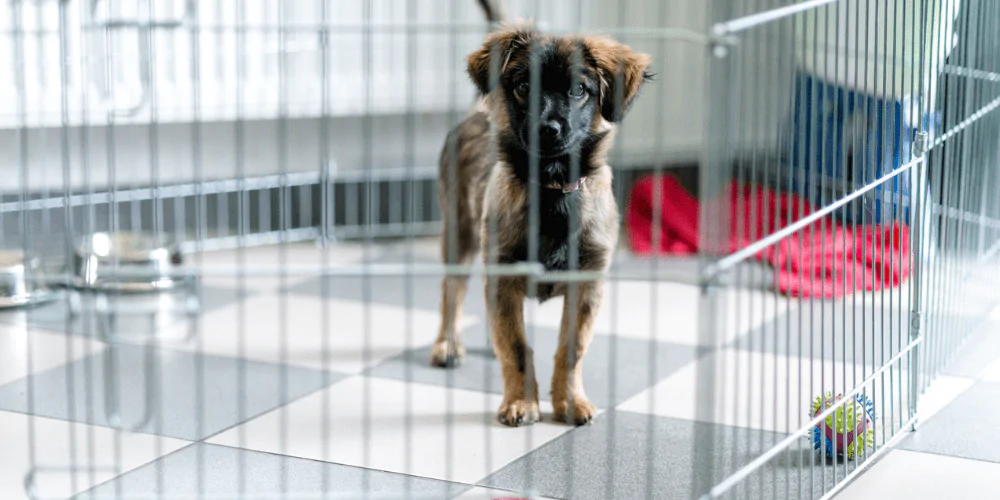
[785,71,937,225]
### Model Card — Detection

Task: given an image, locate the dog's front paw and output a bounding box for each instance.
[553,396,597,426]
[429,341,465,368]
[497,399,541,427]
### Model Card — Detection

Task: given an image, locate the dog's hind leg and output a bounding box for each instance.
[551,281,602,425]
[487,276,540,426]
[430,222,478,368]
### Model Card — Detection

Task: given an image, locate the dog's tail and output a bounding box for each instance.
[476,0,507,24]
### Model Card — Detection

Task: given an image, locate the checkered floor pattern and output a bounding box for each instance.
[0,239,993,499]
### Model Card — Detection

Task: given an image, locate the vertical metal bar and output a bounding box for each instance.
[783,7,799,498]
[808,2,821,491]
[483,0,503,483]
[188,1,207,497]
[402,0,417,495]
[55,0,79,493]
[523,0,542,492]
[234,0,248,496]
[928,0,953,383]
[565,2,585,492]
[900,0,912,435]
[795,9,810,497]
[99,0,125,492]
[694,0,733,496]
[847,0,862,473]
[361,0,374,495]
[907,0,928,430]
[74,0,98,489]
[277,0,291,495]
[764,7,783,495]
[606,1,629,497]
[142,0,167,493]
[443,0,458,488]
[645,1,666,497]
[319,0,333,498]
[819,3,831,489]
[10,0,37,496]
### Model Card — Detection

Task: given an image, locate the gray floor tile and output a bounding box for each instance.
[74,443,470,500]
[0,286,244,342]
[900,382,1000,463]
[0,345,343,441]
[481,411,863,500]
[367,326,703,409]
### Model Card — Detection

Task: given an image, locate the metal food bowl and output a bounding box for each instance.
[73,232,187,293]
[0,249,56,309]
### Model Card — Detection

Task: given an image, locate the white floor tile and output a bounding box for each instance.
[161,293,478,374]
[455,486,558,499]
[207,376,575,484]
[524,282,793,346]
[835,450,1000,500]
[0,327,104,386]
[191,242,366,292]
[193,241,366,268]
[980,357,1000,382]
[0,410,189,500]
[617,349,912,434]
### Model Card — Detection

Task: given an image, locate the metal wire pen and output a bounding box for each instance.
[2,1,998,499]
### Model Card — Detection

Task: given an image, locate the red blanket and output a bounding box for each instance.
[625,176,910,298]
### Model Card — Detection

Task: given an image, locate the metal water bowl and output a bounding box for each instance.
[0,249,56,309]
[73,232,186,293]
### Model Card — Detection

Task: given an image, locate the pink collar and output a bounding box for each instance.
[544,177,586,194]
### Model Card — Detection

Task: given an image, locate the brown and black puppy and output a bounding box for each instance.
[431,21,652,427]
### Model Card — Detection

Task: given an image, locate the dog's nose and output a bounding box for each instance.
[539,120,562,139]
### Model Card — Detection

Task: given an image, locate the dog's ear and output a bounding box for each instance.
[585,37,653,123]
[467,28,533,95]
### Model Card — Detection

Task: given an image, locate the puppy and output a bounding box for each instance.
[431,15,652,427]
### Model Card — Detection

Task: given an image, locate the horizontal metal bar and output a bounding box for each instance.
[942,65,1000,83]
[703,156,923,280]
[0,172,317,213]
[185,262,547,278]
[712,0,838,36]
[705,336,921,499]
[933,203,1000,231]
[136,262,702,284]
[933,94,1000,148]
[32,22,713,42]
[535,269,703,285]
[181,221,442,253]
[0,167,437,213]
[31,492,456,500]
[180,227,320,253]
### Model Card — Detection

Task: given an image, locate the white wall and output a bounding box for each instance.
[1,0,712,191]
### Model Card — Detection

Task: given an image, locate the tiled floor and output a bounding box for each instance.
[0,238,993,499]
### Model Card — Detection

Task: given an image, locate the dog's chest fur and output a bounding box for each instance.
[482,165,613,302]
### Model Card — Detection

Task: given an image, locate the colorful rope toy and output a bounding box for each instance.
[811,392,877,461]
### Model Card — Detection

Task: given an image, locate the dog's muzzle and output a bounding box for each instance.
[544,177,586,194]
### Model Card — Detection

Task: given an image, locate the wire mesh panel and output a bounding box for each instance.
[1,0,999,499]
[696,0,1000,499]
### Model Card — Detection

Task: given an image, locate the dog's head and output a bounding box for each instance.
[467,27,652,158]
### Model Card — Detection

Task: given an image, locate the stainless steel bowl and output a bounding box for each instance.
[0,249,56,308]
[73,232,185,292]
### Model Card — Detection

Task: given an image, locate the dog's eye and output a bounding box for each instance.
[569,83,586,98]
[515,82,530,97]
